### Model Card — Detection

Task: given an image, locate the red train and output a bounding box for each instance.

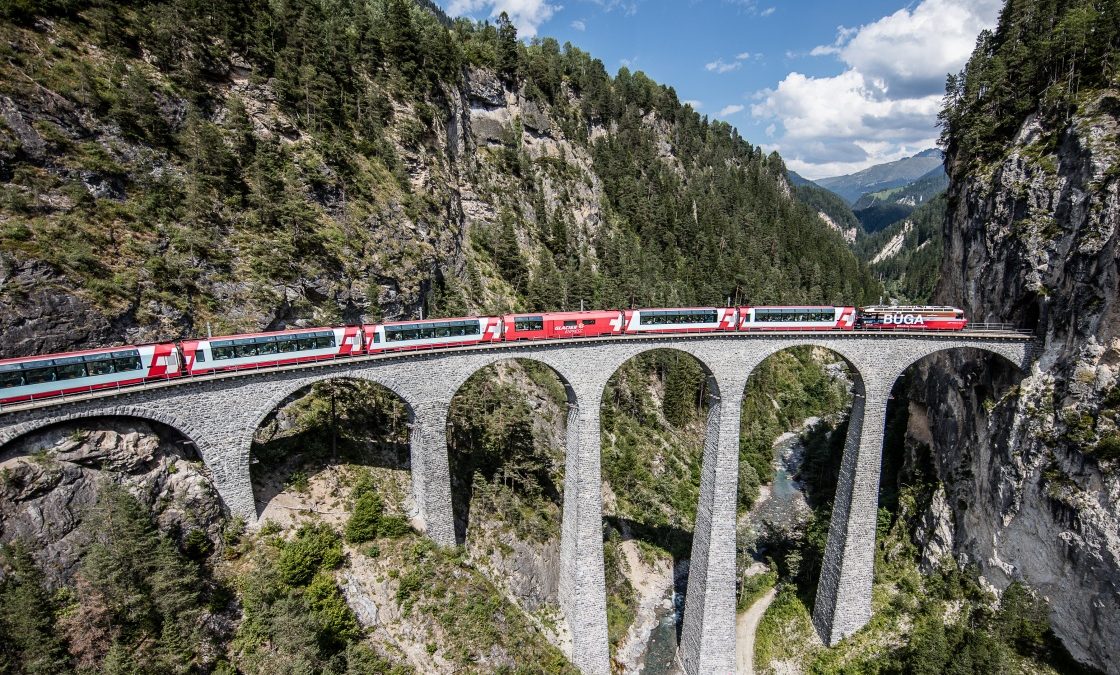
[0,305,967,404]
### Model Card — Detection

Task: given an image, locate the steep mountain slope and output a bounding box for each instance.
[854,193,946,303]
[851,165,948,211]
[786,170,815,187]
[850,165,949,236]
[793,181,862,243]
[815,148,944,204]
[911,0,1120,671]
[0,1,877,358]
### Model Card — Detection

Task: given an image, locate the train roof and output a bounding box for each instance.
[376,316,491,327]
[184,325,352,344]
[0,342,159,366]
[506,310,620,319]
[741,305,849,309]
[860,305,962,312]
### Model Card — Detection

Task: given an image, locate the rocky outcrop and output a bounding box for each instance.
[870,220,912,264]
[914,91,1120,673]
[816,210,858,244]
[0,419,223,586]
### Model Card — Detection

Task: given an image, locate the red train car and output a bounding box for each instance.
[181,326,364,375]
[0,343,181,405]
[856,306,967,330]
[740,306,857,331]
[502,311,623,340]
[365,316,502,353]
[623,307,738,334]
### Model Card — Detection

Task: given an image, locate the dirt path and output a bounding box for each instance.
[737,587,778,674]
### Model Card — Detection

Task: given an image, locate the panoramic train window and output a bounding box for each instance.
[22,366,56,385]
[385,320,481,341]
[0,365,23,388]
[277,336,299,353]
[754,308,835,322]
[583,319,596,326]
[111,351,143,371]
[54,356,88,381]
[257,337,279,355]
[640,309,718,325]
[86,355,117,376]
[211,332,337,360]
[515,317,545,331]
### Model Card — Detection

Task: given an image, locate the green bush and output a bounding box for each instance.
[306,573,361,647]
[1092,433,1120,461]
[345,492,385,543]
[378,516,413,539]
[277,524,344,587]
[184,528,213,560]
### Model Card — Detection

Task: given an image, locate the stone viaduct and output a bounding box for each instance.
[0,332,1032,674]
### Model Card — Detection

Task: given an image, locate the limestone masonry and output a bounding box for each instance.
[0,333,1031,675]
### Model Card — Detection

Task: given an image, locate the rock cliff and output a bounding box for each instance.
[0,420,223,585]
[913,90,1120,673]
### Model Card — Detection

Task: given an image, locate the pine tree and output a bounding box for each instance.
[495,213,528,294]
[0,544,69,674]
[496,11,519,83]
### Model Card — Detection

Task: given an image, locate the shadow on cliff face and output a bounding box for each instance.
[250,378,411,519]
[0,417,222,586]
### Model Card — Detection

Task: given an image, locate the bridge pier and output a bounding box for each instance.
[812,377,888,644]
[678,375,744,674]
[559,385,610,675]
[200,440,257,525]
[408,400,456,547]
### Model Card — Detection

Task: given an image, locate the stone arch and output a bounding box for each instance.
[890,340,1031,383]
[243,372,416,522]
[808,338,1031,648]
[739,342,860,517]
[445,355,579,546]
[0,406,204,455]
[443,350,584,404]
[242,370,418,462]
[596,345,721,665]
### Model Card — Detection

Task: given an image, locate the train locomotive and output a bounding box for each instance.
[0,305,967,404]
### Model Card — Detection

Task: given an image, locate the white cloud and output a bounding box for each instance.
[706,58,742,74]
[620,56,638,68]
[753,0,1000,178]
[821,0,1002,97]
[682,100,703,110]
[446,0,561,37]
[760,6,775,16]
[570,18,586,30]
[717,104,745,117]
[736,52,751,60]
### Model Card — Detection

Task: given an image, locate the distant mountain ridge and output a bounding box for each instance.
[850,164,949,234]
[851,165,948,210]
[815,149,945,204]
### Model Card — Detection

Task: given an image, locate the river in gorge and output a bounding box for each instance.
[633,419,820,673]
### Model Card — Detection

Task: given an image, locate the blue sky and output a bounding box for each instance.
[438,0,1003,179]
